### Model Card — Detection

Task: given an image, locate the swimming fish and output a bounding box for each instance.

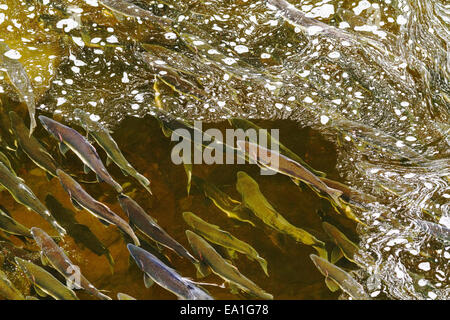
[30,227,111,300]
[73,109,151,195]
[38,115,122,192]
[183,212,268,276]
[118,194,205,276]
[0,42,36,135]
[186,230,273,300]
[56,169,139,246]
[15,257,79,300]
[9,111,58,179]
[0,161,66,236]
[310,254,370,300]
[127,244,213,300]
[236,141,343,206]
[236,171,327,258]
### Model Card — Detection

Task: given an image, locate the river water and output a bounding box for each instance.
[0,0,448,300]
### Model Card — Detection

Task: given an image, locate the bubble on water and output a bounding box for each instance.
[4,49,21,59]
[121,72,129,83]
[106,35,119,43]
[304,97,313,103]
[307,26,324,36]
[306,4,334,19]
[428,291,437,299]
[164,32,177,40]
[56,18,79,32]
[85,0,98,6]
[353,0,371,15]
[72,36,84,47]
[235,45,249,54]
[418,262,431,271]
[56,97,66,106]
[339,22,350,29]
[397,15,408,25]
[320,115,329,125]
[89,114,100,122]
[222,58,237,65]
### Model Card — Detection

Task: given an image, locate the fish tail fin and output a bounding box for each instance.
[313,245,328,261]
[256,256,269,277]
[136,173,152,195]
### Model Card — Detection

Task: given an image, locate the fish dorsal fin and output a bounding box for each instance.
[83,164,91,174]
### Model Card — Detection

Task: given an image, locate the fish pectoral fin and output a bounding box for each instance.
[331,246,344,264]
[226,249,238,259]
[119,168,129,177]
[83,164,91,174]
[290,178,300,186]
[325,277,340,292]
[228,282,241,295]
[96,174,104,183]
[106,156,112,167]
[70,198,84,211]
[97,218,111,227]
[143,273,154,288]
[40,253,49,266]
[59,142,69,157]
[195,262,211,279]
[45,172,54,181]
[34,285,48,298]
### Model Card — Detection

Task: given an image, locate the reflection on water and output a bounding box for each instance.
[0,0,449,300]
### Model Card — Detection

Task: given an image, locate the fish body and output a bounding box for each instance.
[9,111,58,177]
[183,212,268,276]
[310,254,369,300]
[0,43,36,135]
[15,257,79,300]
[186,231,273,300]
[30,227,111,300]
[192,176,254,226]
[229,118,326,177]
[0,207,31,238]
[0,162,65,235]
[118,194,197,264]
[56,169,139,246]
[415,220,450,242]
[236,171,326,257]
[237,141,343,205]
[127,244,213,300]
[38,115,122,192]
[73,109,151,194]
[0,269,24,300]
[99,0,172,27]
[322,222,362,264]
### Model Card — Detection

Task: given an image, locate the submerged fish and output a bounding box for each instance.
[30,227,111,300]
[38,115,122,193]
[322,222,362,265]
[15,257,79,300]
[117,292,136,300]
[0,269,24,300]
[183,212,268,276]
[236,171,327,258]
[0,162,66,236]
[9,111,58,178]
[0,206,31,238]
[237,141,343,206]
[73,109,152,195]
[99,0,172,27]
[56,169,139,246]
[192,176,255,226]
[0,151,15,175]
[0,42,36,135]
[45,195,115,270]
[310,254,369,300]
[229,118,326,177]
[127,244,213,300]
[118,194,205,275]
[415,220,450,242]
[186,231,273,300]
